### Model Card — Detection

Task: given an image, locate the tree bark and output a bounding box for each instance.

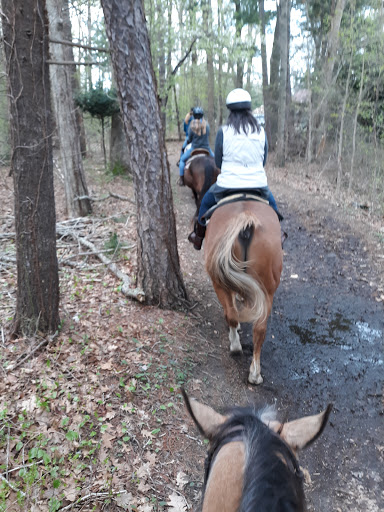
[336,32,354,196]
[100,0,188,308]
[234,0,244,89]
[110,111,131,174]
[313,0,347,159]
[1,0,60,335]
[349,53,365,195]
[157,0,167,131]
[202,0,216,140]
[259,0,271,148]
[47,0,92,217]
[276,0,289,167]
[61,0,87,157]
[269,2,280,149]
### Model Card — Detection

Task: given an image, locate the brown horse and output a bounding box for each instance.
[184,149,219,220]
[183,389,332,512]
[204,199,283,384]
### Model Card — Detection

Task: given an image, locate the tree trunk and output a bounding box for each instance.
[173,85,182,140]
[314,0,347,157]
[110,111,131,174]
[47,0,92,217]
[86,0,93,90]
[336,45,353,196]
[349,53,365,195]
[61,0,87,157]
[234,0,244,88]
[203,0,216,140]
[100,0,188,308]
[276,0,289,167]
[259,0,271,148]
[1,0,60,335]
[157,0,167,131]
[269,2,280,149]
[217,0,224,127]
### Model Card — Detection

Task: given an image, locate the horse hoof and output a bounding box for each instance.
[248,373,263,385]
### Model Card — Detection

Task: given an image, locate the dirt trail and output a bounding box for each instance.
[168,142,384,512]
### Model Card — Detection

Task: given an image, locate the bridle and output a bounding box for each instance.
[203,422,304,495]
[203,424,246,492]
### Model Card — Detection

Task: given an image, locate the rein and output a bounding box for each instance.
[203,425,245,493]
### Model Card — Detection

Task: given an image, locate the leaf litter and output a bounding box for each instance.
[0,159,202,511]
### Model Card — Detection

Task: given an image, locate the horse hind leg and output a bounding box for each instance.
[248,320,267,385]
[214,285,242,353]
[229,323,241,353]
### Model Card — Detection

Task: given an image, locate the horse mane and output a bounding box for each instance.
[210,407,306,512]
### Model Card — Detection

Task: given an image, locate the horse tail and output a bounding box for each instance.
[206,211,268,323]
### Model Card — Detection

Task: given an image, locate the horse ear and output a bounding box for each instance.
[181,388,226,439]
[278,404,333,452]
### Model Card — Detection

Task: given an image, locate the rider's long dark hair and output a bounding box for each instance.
[227,109,260,135]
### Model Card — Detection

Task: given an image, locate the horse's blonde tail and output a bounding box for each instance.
[206,212,268,324]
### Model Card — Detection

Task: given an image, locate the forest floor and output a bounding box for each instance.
[0,141,383,512]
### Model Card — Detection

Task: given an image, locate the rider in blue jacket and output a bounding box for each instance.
[178,107,214,186]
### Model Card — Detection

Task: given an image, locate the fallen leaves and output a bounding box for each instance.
[167,492,188,512]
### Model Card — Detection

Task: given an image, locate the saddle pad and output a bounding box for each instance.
[185,152,210,170]
[202,192,269,221]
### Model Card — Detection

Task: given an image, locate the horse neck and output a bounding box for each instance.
[202,441,245,512]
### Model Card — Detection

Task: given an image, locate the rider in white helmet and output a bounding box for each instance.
[188,88,285,250]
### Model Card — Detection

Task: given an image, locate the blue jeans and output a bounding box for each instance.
[197,184,280,225]
[179,137,189,159]
[179,147,214,176]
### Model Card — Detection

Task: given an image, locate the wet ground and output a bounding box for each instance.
[169,142,384,512]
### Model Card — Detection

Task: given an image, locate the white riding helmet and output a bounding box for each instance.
[226,88,252,111]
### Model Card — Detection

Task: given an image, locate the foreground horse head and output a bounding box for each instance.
[184,151,219,220]
[182,389,332,512]
[204,200,283,384]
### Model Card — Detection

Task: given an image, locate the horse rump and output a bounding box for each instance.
[205,210,268,324]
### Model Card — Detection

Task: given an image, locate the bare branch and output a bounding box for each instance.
[171,37,197,78]
[47,60,99,66]
[49,38,110,53]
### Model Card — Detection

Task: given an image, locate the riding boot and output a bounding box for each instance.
[188,223,206,250]
[178,176,185,186]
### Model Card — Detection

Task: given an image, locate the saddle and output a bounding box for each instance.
[185,148,211,171]
[202,190,270,221]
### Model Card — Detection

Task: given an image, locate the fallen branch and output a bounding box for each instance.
[58,489,128,511]
[49,38,110,54]
[109,191,135,204]
[74,192,135,205]
[1,461,44,476]
[0,472,26,497]
[57,227,145,302]
[6,331,59,372]
[0,254,16,263]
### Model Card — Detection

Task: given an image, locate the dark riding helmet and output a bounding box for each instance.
[193,106,204,119]
[226,88,252,111]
